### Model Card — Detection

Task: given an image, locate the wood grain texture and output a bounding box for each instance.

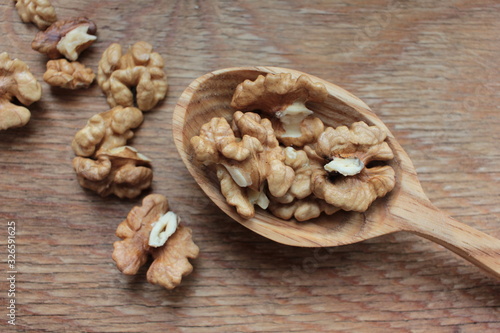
[1,0,499,332]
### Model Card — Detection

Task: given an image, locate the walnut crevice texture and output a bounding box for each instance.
[0,52,42,130]
[32,17,97,61]
[14,0,57,30]
[112,194,199,290]
[43,59,95,89]
[192,73,396,221]
[97,41,168,111]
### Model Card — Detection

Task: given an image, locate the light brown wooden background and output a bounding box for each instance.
[1,0,499,332]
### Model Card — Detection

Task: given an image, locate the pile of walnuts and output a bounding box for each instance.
[1,2,98,131]
[10,1,169,199]
[5,0,197,290]
[191,73,396,221]
[72,41,168,199]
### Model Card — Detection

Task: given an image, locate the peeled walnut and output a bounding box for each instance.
[72,146,153,198]
[307,121,396,212]
[112,194,199,289]
[43,59,95,89]
[13,0,57,30]
[97,41,167,111]
[72,106,144,157]
[231,73,327,147]
[191,112,295,218]
[32,17,97,61]
[0,52,42,130]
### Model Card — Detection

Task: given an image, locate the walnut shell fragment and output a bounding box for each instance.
[13,0,57,30]
[112,194,199,289]
[231,73,327,147]
[72,106,144,157]
[32,17,97,61]
[72,146,153,199]
[43,59,95,89]
[97,41,168,111]
[0,52,42,130]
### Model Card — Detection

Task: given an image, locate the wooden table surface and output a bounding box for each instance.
[1,1,499,332]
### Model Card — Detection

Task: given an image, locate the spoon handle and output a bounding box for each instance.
[392,198,500,279]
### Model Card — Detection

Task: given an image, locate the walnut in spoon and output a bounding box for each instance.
[173,66,500,279]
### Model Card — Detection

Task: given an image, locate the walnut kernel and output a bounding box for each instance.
[32,17,97,61]
[14,0,57,30]
[112,194,199,289]
[97,41,167,111]
[43,59,95,89]
[72,146,153,199]
[0,52,42,130]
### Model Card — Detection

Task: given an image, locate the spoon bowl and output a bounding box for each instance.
[173,66,500,279]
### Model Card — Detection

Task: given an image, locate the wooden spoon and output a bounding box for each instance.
[173,66,500,279]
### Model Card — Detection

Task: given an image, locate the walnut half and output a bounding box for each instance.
[13,0,57,30]
[32,17,97,61]
[0,52,42,130]
[72,146,153,199]
[72,106,144,158]
[97,41,168,111]
[112,194,199,289]
[308,121,396,212]
[231,73,327,147]
[43,59,95,89]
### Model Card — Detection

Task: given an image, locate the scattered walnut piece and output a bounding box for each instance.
[97,41,168,111]
[13,0,57,30]
[43,59,95,89]
[72,106,144,157]
[112,194,199,289]
[308,121,396,212]
[72,146,153,198]
[231,73,326,147]
[32,17,97,61]
[0,52,42,130]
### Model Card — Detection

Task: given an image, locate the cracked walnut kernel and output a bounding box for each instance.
[0,52,42,130]
[32,17,97,61]
[191,112,295,218]
[308,121,396,212]
[72,146,153,199]
[231,73,326,147]
[13,0,57,30]
[43,59,95,89]
[72,106,144,158]
[97,41,167,111]
[112,194,199,289]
